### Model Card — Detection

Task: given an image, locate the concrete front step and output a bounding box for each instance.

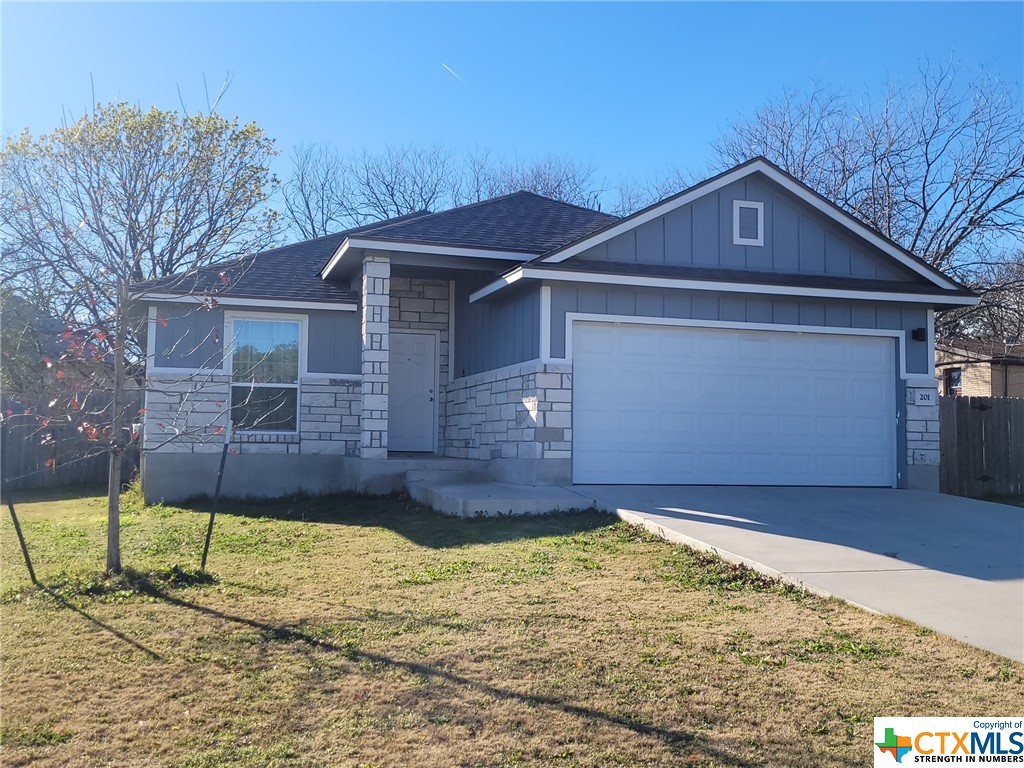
[407,480,597,518]
[404,467,493,485]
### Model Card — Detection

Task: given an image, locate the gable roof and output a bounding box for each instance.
[533,157,965,293]
[319,192,618,278]
[131,212,431,308]
[342,191,617,255]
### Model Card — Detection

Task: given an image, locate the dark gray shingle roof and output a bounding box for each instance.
[354,191,618,254]
[132,193,616,304]
[132,212,431,305]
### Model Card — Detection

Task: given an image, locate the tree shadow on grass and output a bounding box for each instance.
[40,586,162,661]
[181,492,615,549]
[130,576,865,768]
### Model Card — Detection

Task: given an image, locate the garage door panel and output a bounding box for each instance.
[779,415,812,437]
[853,416,887,439]
[572,323,895,486]
[741,414,774,437]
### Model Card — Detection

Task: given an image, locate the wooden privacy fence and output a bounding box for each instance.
[0,391,141,493]
[940,396,1024,498]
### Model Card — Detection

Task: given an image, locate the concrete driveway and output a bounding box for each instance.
[578,486,1024,662]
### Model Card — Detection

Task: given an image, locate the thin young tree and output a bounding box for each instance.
[0,101,279,573]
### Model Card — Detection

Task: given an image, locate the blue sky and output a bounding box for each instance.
[3,2,1022,196]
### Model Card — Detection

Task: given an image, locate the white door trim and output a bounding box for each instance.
[570,321,898,488]
[390,330,440,453]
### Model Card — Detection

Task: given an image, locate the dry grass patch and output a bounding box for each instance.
[1,486,1021,767]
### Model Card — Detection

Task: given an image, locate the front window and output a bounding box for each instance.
[229,318,301,431]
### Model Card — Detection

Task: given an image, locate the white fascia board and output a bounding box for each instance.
[542,159,961,292]
[137,293,357,312]
[320,238,355,279]
[472,266,979,307]
[469,267,526,302]
[542,169,747,265]
[349,237,536,262]
[753,164,960,290]
[321,236,536,280]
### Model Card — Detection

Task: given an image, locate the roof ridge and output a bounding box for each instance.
[352,192,535,235]
[251,210,433,255]
[349,191,612,239]
[509,189,615,217]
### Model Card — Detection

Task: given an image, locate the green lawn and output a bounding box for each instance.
[1,486,1021,767]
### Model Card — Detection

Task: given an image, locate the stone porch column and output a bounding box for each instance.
[360,252,390,459]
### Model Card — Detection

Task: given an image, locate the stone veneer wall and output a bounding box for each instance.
[144,375,360,456]
[904,384,940,470]
[144,375,230,453]
[296,377,361,456]
[361,254,390,458]
[390,277,451,450]
[444,361,572,461]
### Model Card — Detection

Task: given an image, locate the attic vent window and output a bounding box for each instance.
[733,200,764,247]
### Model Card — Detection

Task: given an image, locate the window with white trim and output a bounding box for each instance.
[228,317,301,432]
[943,367,962,397]
[733,200,764,246]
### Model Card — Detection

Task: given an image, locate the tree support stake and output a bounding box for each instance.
[5,499,38,585]
[200,442,229,572]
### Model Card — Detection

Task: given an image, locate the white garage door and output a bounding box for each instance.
[572,322,896,486]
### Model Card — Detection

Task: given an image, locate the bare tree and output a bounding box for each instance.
[455,150,603,209]
[938,255,1024,340]
[279,144,606,238]
[610,167,693,216]
[281,144,355,239]
[351,144,457,222]
[713,63,1024,338]
[0,101,279,572]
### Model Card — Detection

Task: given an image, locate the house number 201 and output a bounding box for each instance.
[916,391,936,405]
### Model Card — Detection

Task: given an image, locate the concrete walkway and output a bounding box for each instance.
[576,486,1024,663]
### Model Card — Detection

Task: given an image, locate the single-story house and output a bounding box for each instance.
[936,339,1024,397]
[132,157,977,502]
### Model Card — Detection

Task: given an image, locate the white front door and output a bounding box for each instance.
[389,332,438,452]
[572,322,896,486]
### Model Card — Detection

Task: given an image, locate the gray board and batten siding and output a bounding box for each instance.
[453,275,540,378]
[575,175,917,281]
[152,304,224,370]
[152,303,360,376]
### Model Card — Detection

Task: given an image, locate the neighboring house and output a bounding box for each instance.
[936,339,1024,397]
[0,293,137,394]
[131,157,977,502]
